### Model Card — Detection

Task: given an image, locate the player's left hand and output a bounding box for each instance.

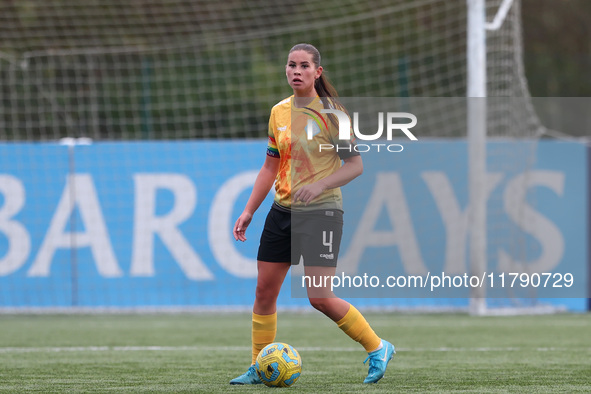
[293,181,326,205]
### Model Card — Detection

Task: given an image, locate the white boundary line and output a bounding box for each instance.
[0,346,587,354]
[0,306,469,314]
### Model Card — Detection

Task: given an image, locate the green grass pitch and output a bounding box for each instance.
[0,312,589,392]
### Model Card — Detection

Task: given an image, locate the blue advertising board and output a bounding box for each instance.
[0,140,587,310]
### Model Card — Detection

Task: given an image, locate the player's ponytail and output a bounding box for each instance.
[315,73,338,99]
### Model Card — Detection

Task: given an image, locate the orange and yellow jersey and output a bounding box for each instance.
[266,95,359,211]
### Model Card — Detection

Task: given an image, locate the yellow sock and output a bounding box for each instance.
[251,312,277,364]
[336,305,381,352]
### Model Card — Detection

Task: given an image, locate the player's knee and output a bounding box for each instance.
[255,284,280,306]
[308,297,331,314]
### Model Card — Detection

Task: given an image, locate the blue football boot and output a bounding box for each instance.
[363,340,395,384]
[229,365,263,385]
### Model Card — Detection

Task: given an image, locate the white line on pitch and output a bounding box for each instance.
[0,346,588,354]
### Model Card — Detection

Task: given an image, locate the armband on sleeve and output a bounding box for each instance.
[267,136,280,158]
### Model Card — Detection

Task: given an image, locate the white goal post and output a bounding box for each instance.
[467,0,489,315]
[467,0,564,315]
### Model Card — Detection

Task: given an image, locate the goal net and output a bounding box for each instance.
[0,0,539,140]
[1,0,576,312]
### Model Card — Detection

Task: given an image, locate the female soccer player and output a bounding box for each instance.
[230,43,394,385]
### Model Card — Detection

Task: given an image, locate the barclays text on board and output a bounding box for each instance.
[0,140,587,309]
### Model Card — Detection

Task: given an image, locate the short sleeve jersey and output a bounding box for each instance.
[266,95,359,211]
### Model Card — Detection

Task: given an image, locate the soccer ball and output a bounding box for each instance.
[255,342,302,387]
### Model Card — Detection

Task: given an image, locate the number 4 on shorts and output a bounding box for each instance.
[322,231,333,253]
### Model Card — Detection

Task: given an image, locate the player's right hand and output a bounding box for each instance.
[233,212,253,242]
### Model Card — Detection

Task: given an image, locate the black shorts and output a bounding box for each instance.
[257,204,344,267]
